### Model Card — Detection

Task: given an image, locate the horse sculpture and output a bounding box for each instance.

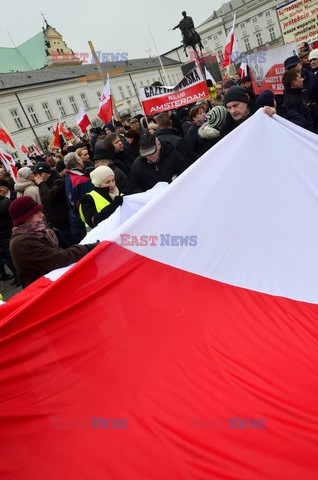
[181,27,204,58]
[172,12,204,58]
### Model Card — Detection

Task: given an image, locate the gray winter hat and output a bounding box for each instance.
[17,167,32,180]
[206,106,227,129]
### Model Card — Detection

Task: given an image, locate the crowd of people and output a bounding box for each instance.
[0,44,317,291]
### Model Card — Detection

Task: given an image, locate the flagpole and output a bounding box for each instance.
[146,21,167,84]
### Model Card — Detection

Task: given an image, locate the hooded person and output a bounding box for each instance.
[93,140,131,194]
[14,167,41,204]
[79,166,124,229]
[9,196,99,288]
[198,106,227,142]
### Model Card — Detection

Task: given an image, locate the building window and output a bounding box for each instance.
[80,93,89,109]
[10,109,24,129]
[146,79,150,85]
[56,99,67,117]
[213,34,218,40]
[27,105,39,125]
[203,39,208,45]
[42,102,53,120]
[11,151,19,160]
[256,32,263,47]
[244,38,251,51]
[269,27,276,41]
[217,49,224,62]
[97,91,101,100]
[240,22,245,28]
[252,17,258,23]
[265,10,271,17]
[126,85,133,98]
[69,96,78,113]
[118,86,125,100]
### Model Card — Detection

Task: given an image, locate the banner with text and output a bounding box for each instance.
[276,0,318,45]
[139,67,208,115]
[248,43,297,95]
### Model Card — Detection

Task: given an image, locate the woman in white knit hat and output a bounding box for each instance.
[79,166,123,229]
[14,167,41,204]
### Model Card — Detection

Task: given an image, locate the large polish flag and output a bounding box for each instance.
[222,14,237,68]
[97,76,113,124]
[1,111,318,479]
[76,107,91,132]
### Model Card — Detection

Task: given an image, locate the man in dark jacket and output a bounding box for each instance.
[220,86,258,138]
[104,133,134,177]
[282,69,315,131]
[155,112,190,164]
[130,133,188,193]
[33,162,75,248]
[284,55,318,103]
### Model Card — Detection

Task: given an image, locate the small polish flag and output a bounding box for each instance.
[98,76,113,124]
[33,144,41,155]
[204,66,216,85]
[20,143,30,154]
[60,123,74,141]
[53,120,61,148]
[76,107,91,133]
[239,59,248,78]
[0,148,18,180]
[25,154,33,166]
[222,14,236,69]
[0,122,15,149]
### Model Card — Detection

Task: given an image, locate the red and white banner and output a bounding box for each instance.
[248,42,297,94]
[1,111,318,479]
[139,66,209,115]
[98,77,113,124]
[76,107,91,132]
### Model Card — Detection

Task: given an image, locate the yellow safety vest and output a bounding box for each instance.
[79,190,122,228]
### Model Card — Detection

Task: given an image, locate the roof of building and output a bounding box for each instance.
[0,32,49,74]
[0,56,181,91]
[200,0,245,25]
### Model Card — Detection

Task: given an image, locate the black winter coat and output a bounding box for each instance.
[155,128,190,165]
[0,196,12,247]
[130,142,188,193]
[283,89,314,132]
[38,171,70,229]
[186,123,217,163]
[104,147,134,178]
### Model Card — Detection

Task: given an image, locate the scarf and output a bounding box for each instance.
[12,221,59,247]
[192,119,206,127]
[109,186,119,200]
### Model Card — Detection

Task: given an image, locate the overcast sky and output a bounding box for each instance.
[1,0,225,59]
